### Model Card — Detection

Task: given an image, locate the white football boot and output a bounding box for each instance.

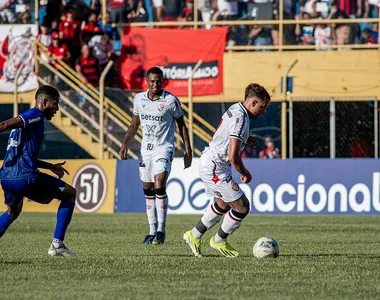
[48,243,78,257]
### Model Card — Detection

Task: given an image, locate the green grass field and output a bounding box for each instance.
[1,213,380,299]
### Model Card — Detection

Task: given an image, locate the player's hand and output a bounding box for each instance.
[240,171,252,184]
[184,151,192,169]
[246,136,259,148]
[119,143,128,160]
[51,161,69,179]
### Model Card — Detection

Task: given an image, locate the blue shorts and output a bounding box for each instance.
[1,173,66,206]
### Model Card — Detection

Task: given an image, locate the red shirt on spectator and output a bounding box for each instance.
[59,19,81,44]
[48,44,71,64]
[82,24,102,40]
[109,0,127,9]
[75,56,100,87]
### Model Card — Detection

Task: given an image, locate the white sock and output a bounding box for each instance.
[145,194,157,235]
[191,202,228,239]
[214,209,247,242]
[156,193,168,233]
[52,238,63,248]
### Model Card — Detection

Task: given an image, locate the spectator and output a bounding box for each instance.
[90,0,102,15]
[38,24,52,49]
[48,32,71,66]
[98,11,120,40]
[314,20,332,50]
[362,28,376,44]
[241,144,257,158]
[75,44,99,126]
[38,24,53,84]
[88,34,114,71]
[178,0,202,22]
[58,8,81,64]
[371,23,378,43]
[330,10,350,48]
[300,0,319,18]
[126,0,148,22]
[0,0,15,23]
[152,0,164,21]
[247,0,276,49]
[259,136,280,159]
[17,10,31,23]
[212,0,238,20]
[163,0,185,21]
[82,12,102,43]
[295,12,314,45]
[109,0,127,23]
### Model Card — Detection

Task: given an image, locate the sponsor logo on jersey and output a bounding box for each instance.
[227,110,232,118]
[146,124,156,133]
[141,114,164,122]
[28,117,41,124]
[157,104,164,111]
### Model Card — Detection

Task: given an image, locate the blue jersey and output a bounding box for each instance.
[0,108,45,180]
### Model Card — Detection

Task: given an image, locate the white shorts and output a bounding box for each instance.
[152,0,163,7]
[139,150,173,183]
[199,153,244,203]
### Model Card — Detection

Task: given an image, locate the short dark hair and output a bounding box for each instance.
[363,28,372,35]
[35,85,60,102]
[147,67,163,79]
[245,83,271,102]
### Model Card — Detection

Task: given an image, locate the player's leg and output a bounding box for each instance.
[210,194,250,258]
[24,173,77,257]
[183,197,229,258]
[139,155,157,244]
[143,181,156,244]
[151,151,172,245]
[152,170,169,245]
[0,179,28,239]
[0,199,23,238]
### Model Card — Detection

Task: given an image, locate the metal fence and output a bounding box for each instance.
[289,96,378,158]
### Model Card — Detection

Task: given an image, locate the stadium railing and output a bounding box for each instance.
[34,41,213,158]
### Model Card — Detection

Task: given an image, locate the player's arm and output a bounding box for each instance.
[175,116,192,168]
[36,160,69,179]
[119,114,140,160]
[0,116,24,133]
[228,138,252,184]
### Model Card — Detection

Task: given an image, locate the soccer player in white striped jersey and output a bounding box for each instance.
[184,83,270,257]
[120,67,192,245]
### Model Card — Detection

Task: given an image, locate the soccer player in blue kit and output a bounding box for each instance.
[0,85,77,257]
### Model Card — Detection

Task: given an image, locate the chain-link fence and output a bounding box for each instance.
[290,97,378,158]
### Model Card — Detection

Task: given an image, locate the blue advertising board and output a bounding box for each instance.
[115,159,380,215]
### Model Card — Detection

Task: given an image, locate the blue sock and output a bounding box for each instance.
[53,201,75,241]
[0,211,14,238]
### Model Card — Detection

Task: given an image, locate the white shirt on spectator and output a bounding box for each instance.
[88,35,115,66]
[314,26,332,50]
[217,0,238,16]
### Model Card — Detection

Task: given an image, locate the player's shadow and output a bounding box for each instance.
[281,254,380,258]
[1,260,33,265]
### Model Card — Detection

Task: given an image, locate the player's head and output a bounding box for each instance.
[35,85,60,120]
[146,67,164,95]
[243,83,270,119]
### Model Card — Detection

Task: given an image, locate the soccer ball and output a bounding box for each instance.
[252,237,279,258]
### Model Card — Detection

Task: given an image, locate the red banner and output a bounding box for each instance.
[119,27,227,96]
